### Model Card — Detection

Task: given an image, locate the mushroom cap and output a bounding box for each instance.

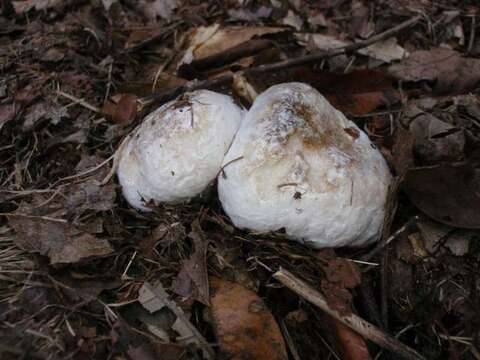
[218,83,392,248]
[117,90,244,211]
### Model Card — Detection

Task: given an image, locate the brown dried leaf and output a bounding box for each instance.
[0,103,16,130]
[209,277,288,360]
[391,126,415,176]
[403,162,480,228]
[139,0,179,22]
[8,201,113,264]
[27,102,68,130]
[181,25,285,65]
[296,33,408,63]
[228,6,272,22]
[138,283,168,313]
[408,110,465,164]
[40,47,65,62]
[55,276,122,302]
[66,180,116,214]
[172,220,209,305]
[330,317,371,360]
[315,249,361,315]
[249,68,400,116]
[127,345,157,360]
[111,93,138,126]
[12,0,63,13]
[389,48,480,95]
[139,282,213,358]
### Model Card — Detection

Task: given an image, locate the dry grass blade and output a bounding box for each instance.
[273,268,426,360]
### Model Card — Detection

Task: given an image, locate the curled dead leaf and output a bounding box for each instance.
[179,25,285,66]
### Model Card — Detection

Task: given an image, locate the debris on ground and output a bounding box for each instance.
[1,1,479,359]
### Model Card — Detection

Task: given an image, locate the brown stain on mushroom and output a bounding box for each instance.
[270,100,356,154]
[246,86,366,197]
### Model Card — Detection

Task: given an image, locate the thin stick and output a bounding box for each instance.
[3,213,67,223]
[101,134,132,185]
[273,268,426,360]
[468,15,476,54]
[139,15,421,109]
[361,216,419,262]
[280,320,302,360]
[57,90,101,113]
[53,153,115,186]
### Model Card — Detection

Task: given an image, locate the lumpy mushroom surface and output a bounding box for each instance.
[117,90,243,210]
[218,82,392,248]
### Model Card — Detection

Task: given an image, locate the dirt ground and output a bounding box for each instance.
[1,0,480,359]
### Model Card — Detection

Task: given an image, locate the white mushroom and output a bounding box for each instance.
[117,90,243,211]
[218,83,392,248]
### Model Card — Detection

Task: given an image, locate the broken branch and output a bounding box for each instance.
[273,268,426,360]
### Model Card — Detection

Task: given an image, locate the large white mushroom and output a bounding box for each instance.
[218,83,392,248]
[117,90,243,211]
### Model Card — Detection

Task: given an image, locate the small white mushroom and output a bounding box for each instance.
[218,83,392,248]
[117,90,243,211]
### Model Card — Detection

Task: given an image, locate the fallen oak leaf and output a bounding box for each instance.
[209,277,288,360]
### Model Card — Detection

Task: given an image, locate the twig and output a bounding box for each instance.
[139,15,421,110]
[53,153,116,187]
[218,155,244,179]
[361,216,419,262]
[468,15,476,54]
[2,213,67,223]
[358,274,384,329]
[57,90,101,113]
[380,250,389,330]
[101,134,132,185]
[273,268,426,360]
[180,39,274,75]
[124,21,183,53]
[280,320,302,360]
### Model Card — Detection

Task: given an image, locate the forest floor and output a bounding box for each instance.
[1,0,480,359]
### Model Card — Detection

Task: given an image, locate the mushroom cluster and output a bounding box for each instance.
[117,83,392,247]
